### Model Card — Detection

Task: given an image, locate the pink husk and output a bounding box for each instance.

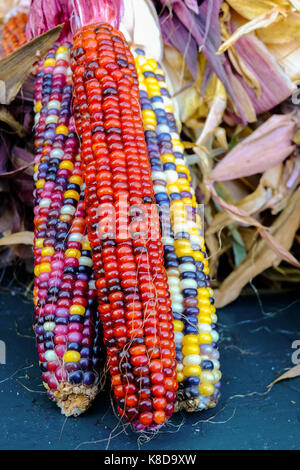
[26,0,123,42]
[26,0,74,42]
[228,32,296,116]
[210,114,297,182]
[70,0,123,33]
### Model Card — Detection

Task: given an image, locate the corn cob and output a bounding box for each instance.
[134,49,221,412]
[33,44,104,416]
[1,10,28,55]
[70,23,177,429]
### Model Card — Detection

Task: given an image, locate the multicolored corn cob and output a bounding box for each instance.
[1,10,28,55]
[33,44,104,416]
[134,49,221,412]
[71,23,177,429]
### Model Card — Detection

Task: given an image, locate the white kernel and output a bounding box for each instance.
[39,198,51,208]
[183,355,201,366]
[43,322,55,331]
[180,278,197,290]
[79,256,93,267]
[61,205,76,215]
[44,350,57,362]
[174,332,184,344]
[178,262,196,273]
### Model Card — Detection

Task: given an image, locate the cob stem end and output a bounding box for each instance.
[49,382,99,417]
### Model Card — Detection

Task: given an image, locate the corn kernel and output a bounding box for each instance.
[198,382,214,396]
[69,305,85,316]
[64,350,81,362]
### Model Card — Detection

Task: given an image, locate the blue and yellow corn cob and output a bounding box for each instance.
[134,49,221,412]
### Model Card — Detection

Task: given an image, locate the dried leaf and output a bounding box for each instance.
[207,184,269,235]
[226,0,290,20]
[227,34,296,116]
[218,7,284,54]
[210,114,297,181]
[268,364,300,387]
[0,231,34,246]
[214,187,300,307]
[0,106,26,137]
[0,24,62,105]
[196,78,227,145]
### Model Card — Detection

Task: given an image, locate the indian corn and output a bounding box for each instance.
[134,49,221,412]
[33,44,104,416]
[71,23,177,430]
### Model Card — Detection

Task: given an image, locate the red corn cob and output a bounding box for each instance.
[70,23,177,430]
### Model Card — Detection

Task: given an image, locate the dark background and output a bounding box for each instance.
[0,286,299,450]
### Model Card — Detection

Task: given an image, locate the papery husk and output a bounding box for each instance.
[214,187,300,307]
[196,77,227,146]
[120,0,162,61]
[268,41,300,81]
[0,231,34,245]
[225,0,291,20]
[210,114,297,181]
[218,7,286,54]
[257,10,300,43]
[207,184,270,235]
[0,24,62,105]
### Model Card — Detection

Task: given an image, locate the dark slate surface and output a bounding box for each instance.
[0,289,299,450]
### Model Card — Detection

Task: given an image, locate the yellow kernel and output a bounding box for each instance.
[56,125,69,136]
[35,238,44,248]
[183,365,201,377]
[165,105,174,113]
[44,58,56,67]
[82,240,91,250]
[147,58,157,70]
[173,320,184,332]
[64,350,81,362]
[203,266,210,275]
[39,262,51,273]
[194,251,204,262]
[198,332,213,344]
[57,45,69,54]
[182,335,199,346]
[198,382,214,396]
[41,247,54,257]
[69,175,83,186]
[69,305,85,316]
[177,372,184,382]
[34,100,42,113]
[197,315,212,325]
[199,306,212,317]
[36,179,45,189]
[198,287,210,298]
[64,190,80,201]
[60,214,72,222]
[198,298,211,308]
[161,154,175,164]
[65,249,81,258]
[176,247,192,257]
[142,110,156,119]
[171,139,184,148]
[182,344,200,356]
[59,160,74,171]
